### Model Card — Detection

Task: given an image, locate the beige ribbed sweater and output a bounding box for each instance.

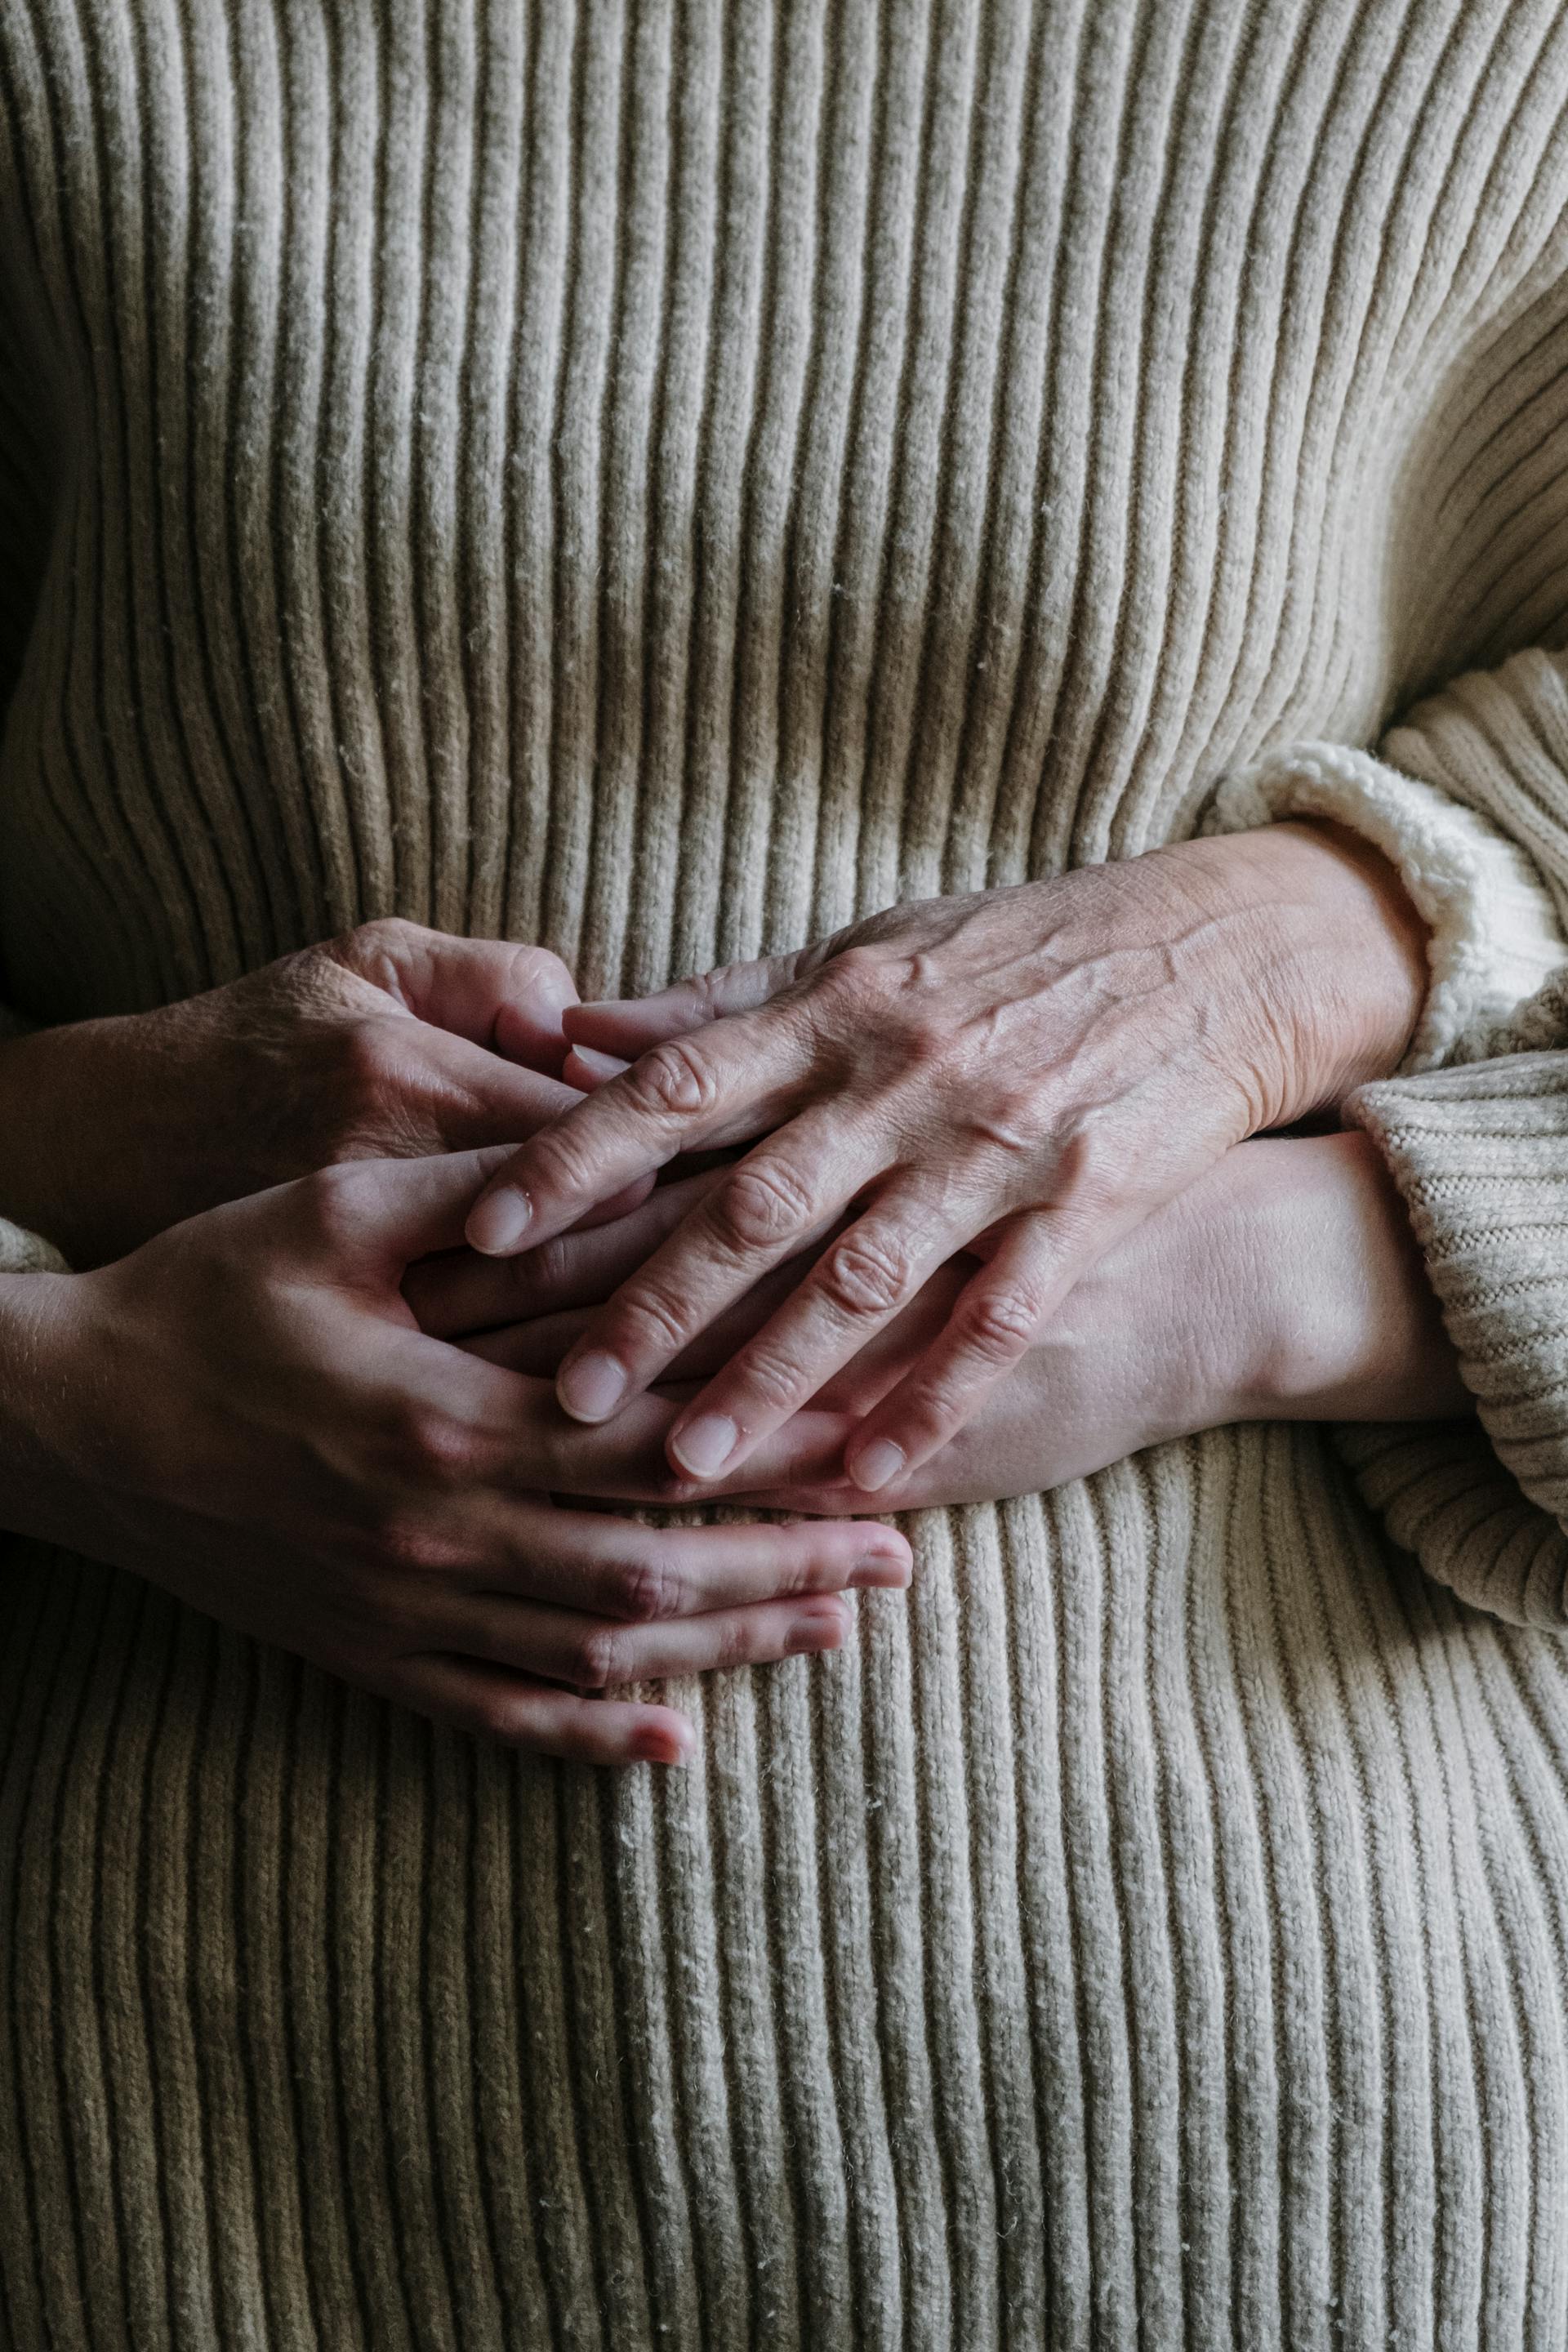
[12,2,1568,2344]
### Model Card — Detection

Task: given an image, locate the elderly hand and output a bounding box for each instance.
[427,1132,1468,1517]
[0,1150,909,1765]
[463,822,1428,1492]
[0,916,647,1265]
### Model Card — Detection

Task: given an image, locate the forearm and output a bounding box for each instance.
[1205,1132,1470,1424]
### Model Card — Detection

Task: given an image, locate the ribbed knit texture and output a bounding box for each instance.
[9,4,1568,2345]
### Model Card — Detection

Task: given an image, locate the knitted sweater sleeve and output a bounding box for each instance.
[1202,650,1568,1069]
[1213,647,1568,1624]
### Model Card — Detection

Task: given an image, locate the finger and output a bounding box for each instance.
[343,926,581,1076]
[405,1169,725,1339]
[477,1494,911,1614]
[564,1043,630,1089]
[658,1179,968,1481]
[373,1342,854,1515]
[841,1209,1067,1490]
[295,1146,514,1275]
[572,1176,661,1229]
[451,1590,853,1691]
[462,1246,813,1380]
[395,1655,697,1765]
[470,1382,860,1503]
[408,1031,587,1140]
[465,1005,823,1257]
[551,1120,888,1424]
[561,948,814,1058]
[400,1043,657,1213]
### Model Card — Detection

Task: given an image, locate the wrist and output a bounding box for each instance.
[1221,1132,1469,1422]
[0,1019,131,1266]
[1177,820,1431,1119]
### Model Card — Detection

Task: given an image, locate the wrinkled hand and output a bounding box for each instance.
[464,824,1428,1492]
[423,1132,1468,1517]
[2,1152,909,1765]
[0,916,646,1265]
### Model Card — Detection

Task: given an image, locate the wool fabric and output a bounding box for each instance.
[9,3,1568,2345]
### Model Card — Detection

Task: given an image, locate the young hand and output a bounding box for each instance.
[425,1132,1468,1516]
[0,1151,909,1765]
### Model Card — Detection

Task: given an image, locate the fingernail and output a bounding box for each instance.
[559,1352,626,1423]
[669,1413,738,1478]
[850,1439,905,1494]
[849,1554,911,1589]
[572,1045,630,1080]
[638,1720,694,1766]
[788,1601,848,1655]
[468,1187,532,1255]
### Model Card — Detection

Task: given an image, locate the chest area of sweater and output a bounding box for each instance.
[2,0,1563,1013]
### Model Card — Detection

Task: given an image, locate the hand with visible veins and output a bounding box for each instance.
[461,825,1430,1494]
[0,915,649,1267]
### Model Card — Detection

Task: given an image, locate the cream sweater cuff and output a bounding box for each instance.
[1203,741,1567,1070]
[1344,1049,1568,1625]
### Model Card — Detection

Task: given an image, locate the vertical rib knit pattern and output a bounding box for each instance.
[7,4,1568,2344]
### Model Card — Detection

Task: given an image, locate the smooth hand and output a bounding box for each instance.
[0,916,646,1265]
[464,823,1428,1492]
[0,1153,909,1765]
[424,1132,1469,1514]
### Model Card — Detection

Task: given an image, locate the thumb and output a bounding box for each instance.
[345,924,581,1077]
[562,948,812,1058]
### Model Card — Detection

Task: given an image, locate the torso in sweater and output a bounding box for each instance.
[4,4,1568,2345]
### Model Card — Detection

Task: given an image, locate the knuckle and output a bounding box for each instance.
[292,1158,376,1246]
[1055,1111,1129,1209]
[727,1346,811,1415]
[627,1038,719,1120]
[506,942,572,996]
[389,1399,482,1486]
[350,913,424,958]
[328,916,432,1009]
[570,1624,623,1690]
[336,1015,403,1110]
[964,1083,1043,1154]
[616,1283,695,1356]
[819,1230,915,1319]
[603,1552,676,1623]
[716,1614,760,1673]
[960,1284,1041,1359]
[328,913,424,974]
[503,1232,574,1308]
[688,966,730,1016]
[528,1121,604,1200]
[822,942,886,999]
[710,1159,815,1254]
[367,1513,467,1581]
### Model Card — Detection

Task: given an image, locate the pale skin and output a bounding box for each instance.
[0,1152,911,1766]
[465,822,1434,1494]
[0,825,1467,1761]
[412,1129,1470,1514]
[0,925,909,1765]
